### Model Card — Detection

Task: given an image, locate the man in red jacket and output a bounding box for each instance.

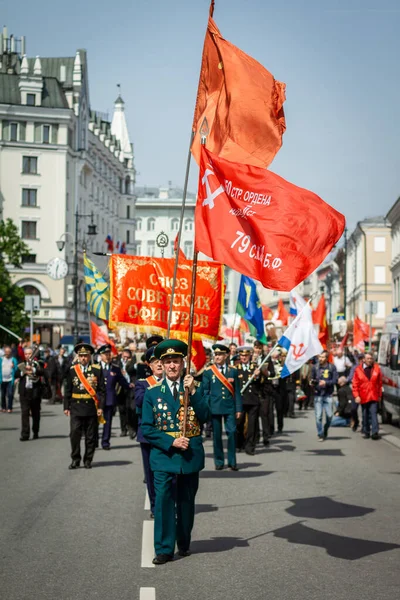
[352,352,382,440]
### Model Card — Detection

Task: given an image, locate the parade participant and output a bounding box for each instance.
[259,358,277,445]
[15,347,44,441]
[311,350,337,441]
[331,376,353,427]
[64,343,105,469]
[352,352,382,440]
[117,348,137,438]
[0,346,18,413]
[98,344,132,450]
[229,342,238,365]
[135,346,164,517]
[141,339,210,565]
[236,347,261,455]
[202,344,242,470]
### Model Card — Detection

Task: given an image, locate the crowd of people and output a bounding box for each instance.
[0,335,385,564]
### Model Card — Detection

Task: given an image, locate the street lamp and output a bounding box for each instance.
[56,210,97,345]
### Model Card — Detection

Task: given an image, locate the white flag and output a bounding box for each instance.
[289,289,306,317]
[278,303,323,377]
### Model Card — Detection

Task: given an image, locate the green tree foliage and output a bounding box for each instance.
[0,219,30,343]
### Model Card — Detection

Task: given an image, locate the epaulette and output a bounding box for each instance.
[148,380,162,390]
[230,365,237,370]
[137,378,147,382]
[205,366,212,371]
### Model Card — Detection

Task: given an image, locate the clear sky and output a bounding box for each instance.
[3,0,400,229]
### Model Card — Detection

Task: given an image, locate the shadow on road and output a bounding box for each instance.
[256,445,296,454]
[106,444,139,450]
[272,521,400,560]
[38,434,69,439]
[191,536,251,553]
[93,460,133,467]
[306,449,344,456]
[0,427,18,431]
[196,504,219,514]
[285,496,375,519]
[200,470,275,479]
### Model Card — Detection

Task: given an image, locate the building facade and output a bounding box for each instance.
[0,29,135,345]
[346,217,392,328]
[386,197,400,310]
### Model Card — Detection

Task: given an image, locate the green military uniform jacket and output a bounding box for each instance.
[201,365,242,415]
[141,377,210,474]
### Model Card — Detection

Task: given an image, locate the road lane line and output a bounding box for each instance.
[140,588,156,600]
[144,489,150,510]
[141,520,155,568]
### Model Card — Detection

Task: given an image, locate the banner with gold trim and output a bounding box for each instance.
[109,255,224,341]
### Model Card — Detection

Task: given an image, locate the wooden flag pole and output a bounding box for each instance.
[182,249,199,437]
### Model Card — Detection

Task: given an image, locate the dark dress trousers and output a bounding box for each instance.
[236,363,261,454]
[100,362,131,448]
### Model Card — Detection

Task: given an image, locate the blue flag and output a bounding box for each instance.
[237,275,267,343]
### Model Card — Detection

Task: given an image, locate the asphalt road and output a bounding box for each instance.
[1,403,400,600]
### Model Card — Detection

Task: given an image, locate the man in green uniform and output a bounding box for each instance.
[202,344,242,471]
[141,339,210,565]
[64,343,105,469]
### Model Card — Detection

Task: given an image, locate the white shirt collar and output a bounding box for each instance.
[166,377,182,395]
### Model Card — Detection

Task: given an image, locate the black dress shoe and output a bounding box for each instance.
[120,431,128,437]
[362,434,370,439]
[129,431,137,440]
[152,554,173,565]
[245,450,255,456]
[228,465,239,471]
[215,465,224,470]
[371,433,380,440]
[33,434,39,440]
[20,437,29,442]
[178,549,191,557]
[102,446,111,451]
[69,461,80,469]
[263,440,270,446]
[150,512,155,519]
[84,461,92,469]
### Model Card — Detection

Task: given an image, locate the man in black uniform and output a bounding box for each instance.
[236,347,261,455]
[117,348,137,438]
[64,343,105,469]
[16,347,44,441]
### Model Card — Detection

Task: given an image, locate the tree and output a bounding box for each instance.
[0,219,30,343]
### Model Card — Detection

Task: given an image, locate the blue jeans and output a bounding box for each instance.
[361,401,379,436]
[314,396,333,437]
[331,415,350,427]
[1,381,14,410]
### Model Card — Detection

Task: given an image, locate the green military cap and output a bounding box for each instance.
[154,339,188,360]
[212,343,229,354]
[74,342,94,356]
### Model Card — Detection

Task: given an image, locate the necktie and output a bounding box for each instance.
[172,381,179,400]
[221,366,225,376]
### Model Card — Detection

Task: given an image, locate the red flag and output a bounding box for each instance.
[195,147,345,291]
[313,295,328,349]
[274,298,289,326]
[339,332,349,352]
[191,12,286,168]
[90,321,117,356]
[191,339,207,373]
[174,234,186,261]
[353,316,375,350]
[262,306,274,321]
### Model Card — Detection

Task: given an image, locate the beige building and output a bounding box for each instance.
[386,197,400,309]
[346,217,392,328]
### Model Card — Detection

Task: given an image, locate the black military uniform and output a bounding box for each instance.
[16,357,44,441]
[259,359,276,445]
[236,349,261,455]
[64,343,105,469]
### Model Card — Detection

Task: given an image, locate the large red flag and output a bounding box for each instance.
[90,321,117,356]
[191,11,286,169]
[313,295,328,349]
[195,147,345,291]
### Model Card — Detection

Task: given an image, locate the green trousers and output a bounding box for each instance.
[153,470,199,556]
[212,413,237,468]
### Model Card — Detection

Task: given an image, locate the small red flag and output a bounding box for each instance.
[313,295,328,349]
[353,316,375,350]
[90,321,117,356]
[174,234,186,261]
[274,298,289,326]
[195,147,345,291]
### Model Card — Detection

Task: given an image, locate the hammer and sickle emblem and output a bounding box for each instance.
[291,343,307,360]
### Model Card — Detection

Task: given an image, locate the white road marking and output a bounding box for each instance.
[141,520,155,568]
[140,588,156,600]
[144,489,150,510]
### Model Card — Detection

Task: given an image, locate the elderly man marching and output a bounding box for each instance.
[141,339,210,565]
[201,344,242,471]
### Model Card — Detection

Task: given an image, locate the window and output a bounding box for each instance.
[21,221,37,239]
[184,219,193,232]
[147,218,155,232]
[22,254,36,263]
[134,218,142,231]
[21,285,41,300]
[374,237,386,252]
[374,266,386,284]
[27,93,36,106]
[376,301,386,319]
[148,241,156,256]
[126,230,130,244]
[43,125,50,143]
[126,205,130,219]
[135,243,142,256]
[10,122,18,141]
[171,218,179,231]
[22,156,38,174]
[184,241,193,257]
[22,189,37,207]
